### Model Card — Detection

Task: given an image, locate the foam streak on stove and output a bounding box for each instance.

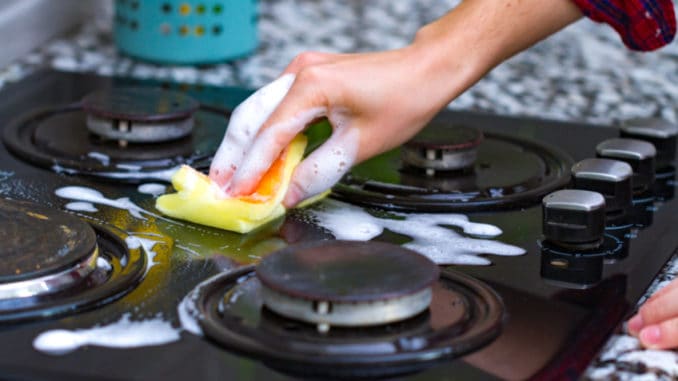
[32,313,180,356]
[51,164,179,182]
[137,183,167,197]
[56,186,149,219]
[307,199,525,265]
[125,236,162,276]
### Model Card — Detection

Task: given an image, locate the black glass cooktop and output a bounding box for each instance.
[0,70,676,381]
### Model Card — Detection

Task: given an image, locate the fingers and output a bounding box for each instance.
[627,279,678,349]
[283,126,360,207]
[633,282,678,332]
[637,317,678,349]
[209,73,296,188]
[228,68,333,196]
[647,279,678,304]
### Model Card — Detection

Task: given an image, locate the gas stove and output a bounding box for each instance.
[0,70,677,381]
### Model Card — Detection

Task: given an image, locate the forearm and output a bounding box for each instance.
[408,0,583,109]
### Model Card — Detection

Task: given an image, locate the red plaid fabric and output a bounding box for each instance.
[571,0,676,51]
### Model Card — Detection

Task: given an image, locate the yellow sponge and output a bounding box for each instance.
[156,135,307,233]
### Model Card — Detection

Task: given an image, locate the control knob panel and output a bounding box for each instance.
[620,117,677,169]
[571,158,633,215]
[596,138,656,193]
[542,189,606,249]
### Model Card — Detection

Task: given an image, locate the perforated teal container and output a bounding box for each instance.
[114,0,258,64]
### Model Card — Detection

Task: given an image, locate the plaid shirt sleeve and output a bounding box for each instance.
[570,0,676,51]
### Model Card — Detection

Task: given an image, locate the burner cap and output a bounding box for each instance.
[3,90,229,181]
[0,199,97,284]
[82,87,199,123]
[195,265,504,379]
[402,124,483,172]
[0,207,146,323]
[256,241,439,330]
[82,88,200,143]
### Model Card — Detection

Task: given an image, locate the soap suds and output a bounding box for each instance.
[176,274,228,336]
[96,257,112,272]
[33,313,180,355]
[125,236,162,275]
[286,124,359,205]
[210,73,297,188]
[56,186,148,219]
[137,183,167,197]
[65,201,98,213]
[229,106,327,195]
[87,152,110,166]
[307,200,525,265]
[52,165,178,182]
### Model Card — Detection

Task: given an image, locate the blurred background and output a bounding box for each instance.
[0,0,676,124]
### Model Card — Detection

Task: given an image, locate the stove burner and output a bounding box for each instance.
[0,198,97,285]
[334,119,573,212]
[256,241,439,332]
[2,87,230,181]
[402,125,483,174]
[82,88,199,144]
[0,199,145,323]
[195,242,504,379]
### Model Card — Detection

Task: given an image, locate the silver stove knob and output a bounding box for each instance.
[542,189,606,249]
[571,158,632,214]
[620,117,677,169]
[596,138,656,193]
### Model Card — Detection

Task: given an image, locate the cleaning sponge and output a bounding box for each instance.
[156,135,307,233]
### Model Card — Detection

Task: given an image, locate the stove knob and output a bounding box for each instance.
[596,138,656,193]
[620,117,677,169]
[543,189,606,249]
[571,158,633,215]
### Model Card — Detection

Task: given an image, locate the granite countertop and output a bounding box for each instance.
[1,0,677,379]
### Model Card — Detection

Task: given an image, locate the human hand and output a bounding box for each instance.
[208,0,582,207]
[627,278,678,349]
[209,47,471,207]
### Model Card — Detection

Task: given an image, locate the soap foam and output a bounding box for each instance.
[286,125,360,206]
[96,257,112,272]
[137,183,167,197]
[33,314,180,355]
[52,165,179,182]
[176,273,228,337]
[55,186,148,219]
[210,74,297,187]
[308,200,525,265]
[65,201,98,213]
[87,152,110,166]
[125,236,162,275]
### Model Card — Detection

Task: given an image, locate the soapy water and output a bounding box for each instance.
[177,277,213,336]
[52,164,178,182]
[87,152,110,166]
[96,257,112,272]
[55,185,224,237]
[176,272,251,337]
[56,186,149,220]
[125,236,161,275]
[33,313,181,356]
[64,201,98,213]
[306,200,525,265]
[137,183,167,197]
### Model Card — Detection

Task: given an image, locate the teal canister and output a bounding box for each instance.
[113,0,258,64]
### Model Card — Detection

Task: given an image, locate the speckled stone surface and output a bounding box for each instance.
[1,1,677,379]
